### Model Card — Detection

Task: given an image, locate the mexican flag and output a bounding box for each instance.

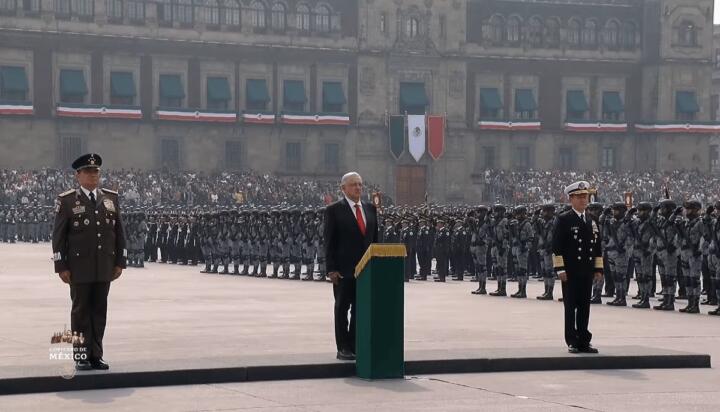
[407,114,426,162]
[389,115,405,160]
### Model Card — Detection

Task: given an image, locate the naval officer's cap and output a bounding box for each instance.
[564,180,591,197]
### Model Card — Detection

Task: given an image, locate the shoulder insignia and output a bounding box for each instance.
[59,189,75,197]
[101,188,118,195]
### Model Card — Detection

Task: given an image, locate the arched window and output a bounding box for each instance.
[198,0,219,25]
[582,19,597,47]
[506,16,521,43]
[174,0,193,24]
[406,17,419,39]
[620,21,637,49]
[71,0,93,16]
[106,0,123,19]
[483,15,504,43]
[315,4,331,33]
[250,1,266,28]
[22,0,41,13]
[567,18,581,47]
[55,0,71,15]
[271,2,285,30]
[527,16,543,46]
[544,18,560,46]
[481,18,490,42]
[678,20,698,46]
[296,3,310,31]
[223,0,240,27]
[603,20,620,48]
[126,0,144,21]
[0,0,16,12]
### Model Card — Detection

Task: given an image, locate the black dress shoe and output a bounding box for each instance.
[568,345,580,354]
[336,349,356,361]
[75,360,93,371]
[90,358,110,370]
[590,296,602,304]
[579,345,599,354]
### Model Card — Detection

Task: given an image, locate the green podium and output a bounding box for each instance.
[354,243,407,380]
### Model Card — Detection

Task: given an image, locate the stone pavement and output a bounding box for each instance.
[0,243,718,410]
[2,368,719,411]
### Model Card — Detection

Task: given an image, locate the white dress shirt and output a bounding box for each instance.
[344,195,366,226]
[80,186,98,201]
[572,208,585,222]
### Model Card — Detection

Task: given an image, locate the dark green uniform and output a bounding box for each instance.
[52,187,126,363]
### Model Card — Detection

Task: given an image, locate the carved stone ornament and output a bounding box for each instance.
[449,71,464,97]
[360,66,376,95]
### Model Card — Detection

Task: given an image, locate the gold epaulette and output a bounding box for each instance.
[101,188,118,195]
[59,189,75,197]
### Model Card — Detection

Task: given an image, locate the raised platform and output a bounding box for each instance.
[0,346,710,395]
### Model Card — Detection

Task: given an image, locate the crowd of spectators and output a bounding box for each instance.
[2,168,717,207]
[0,169,382,207]
[476,169,717,204]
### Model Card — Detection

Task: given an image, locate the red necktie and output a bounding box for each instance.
[355,204,366,236]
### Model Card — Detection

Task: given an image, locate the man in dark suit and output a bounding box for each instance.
[324,172,379,361]
[52,153,126,371]
[552,181,603,354]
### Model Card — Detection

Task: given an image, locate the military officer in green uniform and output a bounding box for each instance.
[52,153,126,371]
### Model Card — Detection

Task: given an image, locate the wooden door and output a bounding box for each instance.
[395,166,427,205]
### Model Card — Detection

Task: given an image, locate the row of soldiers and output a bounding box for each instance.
[0,205,53,243]
[123,207,328,281]
[33,196,720,316]
[379,204,555,301]
[593,199,720,315]
[376,199,720,315]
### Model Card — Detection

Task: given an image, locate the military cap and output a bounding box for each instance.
[612,202,627,210]
[684,199,702,210]
[514,205,527,214]
[71,153,102,171]
[637,202,653,211]
[564,180,591,197]
[588,202,603,210]
[660,199,677,209]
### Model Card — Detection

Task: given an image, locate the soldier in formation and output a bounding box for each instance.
[126,207,328,280]
[0,204,53,243]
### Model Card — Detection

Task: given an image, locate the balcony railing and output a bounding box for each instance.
[11,0,345,37]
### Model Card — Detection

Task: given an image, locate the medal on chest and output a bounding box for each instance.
[103,198,116,212]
